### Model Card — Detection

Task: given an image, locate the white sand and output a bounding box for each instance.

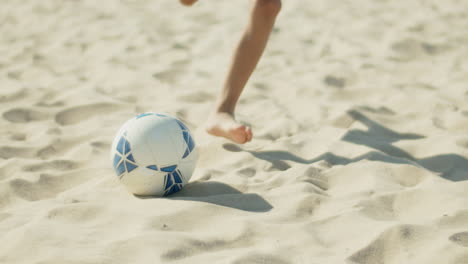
[1,0,468,263]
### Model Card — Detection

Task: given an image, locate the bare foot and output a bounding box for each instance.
[206,112,253,144]
[179,0,197,6]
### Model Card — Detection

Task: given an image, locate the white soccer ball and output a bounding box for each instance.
[110,112,198,196]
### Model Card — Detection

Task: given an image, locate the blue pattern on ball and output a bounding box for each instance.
[113,135,139,178]
[124,140,131,154]
[115,160,126,176]
[113,154,121,168]
[146,165,158,171]
[161,165,177,172]
[179,125,195,159]
[116,137,125,154]
[127,154,135,162]
[182,149,190,159]
[165,175,173,189]
[173,171,183,183]
[163,169,184,196]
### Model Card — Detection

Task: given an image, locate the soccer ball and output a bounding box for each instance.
[110,112,198,196]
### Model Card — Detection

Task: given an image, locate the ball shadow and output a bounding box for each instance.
[137,181,273,213]
[176,181,273,212]
[172,181,273,212]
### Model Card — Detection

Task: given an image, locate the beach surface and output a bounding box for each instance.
[1,0,468,263]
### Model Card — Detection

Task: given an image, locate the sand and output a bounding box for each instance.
[1,0,468,263]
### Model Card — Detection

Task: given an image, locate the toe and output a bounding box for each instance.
[246,126,253,142]
[235,125,249,144]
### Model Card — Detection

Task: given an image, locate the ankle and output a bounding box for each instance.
[212,112,235,121]
[214,105,235,116]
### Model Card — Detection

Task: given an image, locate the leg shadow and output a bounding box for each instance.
[343,110,468,181]
[224,110,468,182]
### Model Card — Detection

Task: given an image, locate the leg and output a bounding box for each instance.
[206,0,282,144]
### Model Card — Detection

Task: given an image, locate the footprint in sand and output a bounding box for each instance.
[298,166,328,191]
[10,133,26,141]
[348,225,430,263]
[237,167,256,178]
[0,146,35,159]
[357,194,396,221]
[295,195,323,218]
[3,108,49,123]
[22,160,80,172]
[8,174,68,202]
[389,38,448,61]
[8,171,92,202]
[449,232,468,247]
[390,38,424,61]
[46,204,103,223]
[55,103,121,126]
[0,88,26,103]
[90,141,110,150]
[323,75,346,89]
[36,139,74,160]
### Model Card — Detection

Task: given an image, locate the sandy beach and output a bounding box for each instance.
[1,0,468,263]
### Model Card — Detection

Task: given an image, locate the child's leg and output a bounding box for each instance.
[206,0,281,144]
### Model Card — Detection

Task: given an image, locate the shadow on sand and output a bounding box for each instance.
[224,110,468,182]
[137,181,273,213]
